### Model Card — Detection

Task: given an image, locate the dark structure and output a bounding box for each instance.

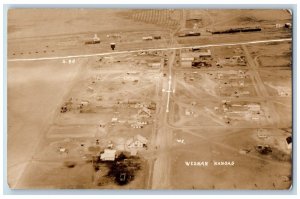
[85,40,100,45]
[286,136,292,144]
[110,43,116,50]
[179,32,201,37]
[192,60,212,68]
[211,26,262,34]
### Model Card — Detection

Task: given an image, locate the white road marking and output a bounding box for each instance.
[166,77,172,113]
[8,38,291,62]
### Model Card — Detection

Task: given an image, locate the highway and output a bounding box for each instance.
[8,38,291,62]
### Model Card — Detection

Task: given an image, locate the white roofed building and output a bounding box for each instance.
[100,149,116,161]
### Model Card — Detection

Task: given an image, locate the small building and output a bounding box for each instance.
[275,24,284,28]
[130,149,138,156]
[198,49,211,57]
[179,32,200,37]
[286,136,292,150]
[93,34,100,42]
[126,134,148,149]
[180,61,192,68]
[138,107,151,117]
[87,87,94,92]
[111,117,118,122]
[110,43,116,50]
[285,23,292,29]
[185,109,191,116]
[192,60,211,68]
[149,63,161,68]
[142,36,153,41]
[100,149,116,161]
[181,57,194,62]
[246,104,261,112]
[191,47,201,51]
[187,32,200,36]
[80,101,89,107]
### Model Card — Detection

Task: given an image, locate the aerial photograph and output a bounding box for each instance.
[7,8,292,189]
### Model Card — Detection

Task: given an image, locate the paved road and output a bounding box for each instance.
[8,38,291,62]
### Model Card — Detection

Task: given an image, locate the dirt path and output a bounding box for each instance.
[242,45,280,126]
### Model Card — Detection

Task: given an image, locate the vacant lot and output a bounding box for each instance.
[7,59,83,188]
[170,128,292,189]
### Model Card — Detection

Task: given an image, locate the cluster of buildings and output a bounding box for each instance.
[216,56,247,67]
[181,49,212,68]
[142,35,161,41]
[99,134,149,161]
[220,100,262,122]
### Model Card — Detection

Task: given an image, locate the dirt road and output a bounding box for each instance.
[151,50,176,189]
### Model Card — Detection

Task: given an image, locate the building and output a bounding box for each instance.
[80,100,89,107]
[142,36,153,41]
[100,149,116,161]
[110,43,116,50]
[138,107,151,117]
[181,53,196,62]
[178,32,200,37]
[192,60,211,68]
[246,104,261,112]
[181,57,194,62]
[181,61,192,68]
[197,49,211,57]
[93,34,100,42]
[149,63,161,68]
[126,134,148,149]
[286,136,292,150]
[285,23,292,28]
[130,149,138,156]
[111,117,118,122]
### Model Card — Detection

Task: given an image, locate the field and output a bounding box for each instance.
[7,60,82,187]
[170,128,291,189]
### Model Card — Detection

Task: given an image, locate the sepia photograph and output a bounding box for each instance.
[6,7,293,190]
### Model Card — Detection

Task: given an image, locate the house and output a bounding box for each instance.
[100,149,116,161]
[126,134,148,149]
